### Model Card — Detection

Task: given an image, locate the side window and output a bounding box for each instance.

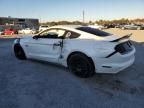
[39,29,66,39]
[65,31,80,39]
[56,29,65,38]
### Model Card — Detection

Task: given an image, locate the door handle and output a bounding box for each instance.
[53,41,62,46]
[53,41,62,49]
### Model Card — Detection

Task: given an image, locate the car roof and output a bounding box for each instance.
[50,25,82,30]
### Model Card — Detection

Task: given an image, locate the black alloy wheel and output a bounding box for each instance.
[68,54,95,78]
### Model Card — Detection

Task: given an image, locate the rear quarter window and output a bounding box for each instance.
[76,27,111,37]
[66,31,80,39]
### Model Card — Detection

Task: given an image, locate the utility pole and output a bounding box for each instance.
[39,15,42,23]
[83,10,85,23]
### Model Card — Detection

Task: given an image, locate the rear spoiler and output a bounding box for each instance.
[110,33,132,42]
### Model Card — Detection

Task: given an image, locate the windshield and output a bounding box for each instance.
[76,27,111,37]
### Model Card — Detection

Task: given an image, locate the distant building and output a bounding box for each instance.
[0,17,39,30]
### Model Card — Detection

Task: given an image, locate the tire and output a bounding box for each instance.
[14,44,26,60]
[68,53,95,78]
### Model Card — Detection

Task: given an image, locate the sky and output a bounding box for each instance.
[0,0,144,22]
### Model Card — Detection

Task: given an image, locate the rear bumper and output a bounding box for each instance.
[93,47,135,74]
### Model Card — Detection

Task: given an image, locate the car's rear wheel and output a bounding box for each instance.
[68,53,95,78]
[14,44,26,60]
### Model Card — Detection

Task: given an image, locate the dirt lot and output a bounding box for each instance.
[0,30,144,108]
[104,28,144,43]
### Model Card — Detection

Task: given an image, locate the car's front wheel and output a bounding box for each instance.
[14,44,26,60]
[68,53,95,78]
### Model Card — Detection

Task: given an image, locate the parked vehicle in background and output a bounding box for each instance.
[0,26,5,35]
[104,24,116,28]
[141,25,144,30]
[136,24,144,30]
[18,28,37,34]
[13,25,135,78]
[39,25,49,32]
[4,29,18,35]
[0,28,4,35]
[0,31,4,35]
[88,24,105,30]
[115,24,124,28]
[121,24,142,30]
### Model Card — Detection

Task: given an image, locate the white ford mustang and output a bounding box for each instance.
[13,25,135,78]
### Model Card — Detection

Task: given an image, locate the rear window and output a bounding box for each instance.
[76,27,111,37]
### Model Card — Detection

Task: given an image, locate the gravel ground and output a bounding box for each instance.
[0,37,144,108]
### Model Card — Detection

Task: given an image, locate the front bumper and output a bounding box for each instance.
[93,47,135,74]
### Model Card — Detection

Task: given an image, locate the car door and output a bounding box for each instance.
[26,28,66,63]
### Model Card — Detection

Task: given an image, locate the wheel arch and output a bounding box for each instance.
[14,43,24,53]
[67,51,95,71]
[14,43,21,50]
[14,43,27,58]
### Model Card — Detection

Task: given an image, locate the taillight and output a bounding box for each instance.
[106,41,133,58]
[115,41,133,54]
